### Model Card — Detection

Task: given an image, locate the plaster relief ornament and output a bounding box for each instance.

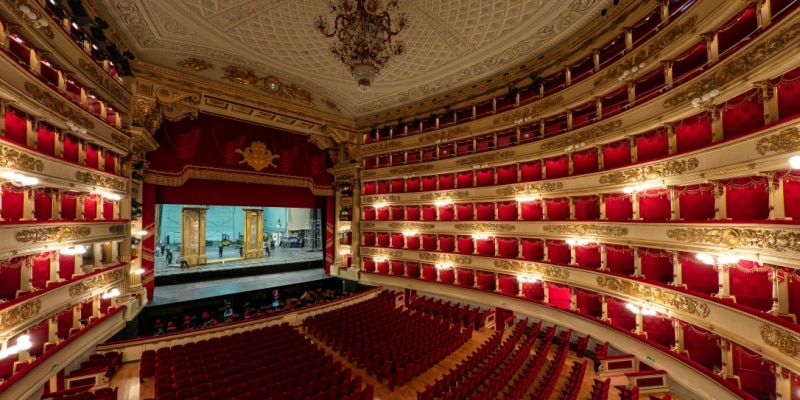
[235,141,280,171]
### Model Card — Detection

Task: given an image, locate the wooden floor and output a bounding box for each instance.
[113,325,679,400]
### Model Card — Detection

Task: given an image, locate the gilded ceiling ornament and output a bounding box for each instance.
[454,223,515,232]
[492,96,564,125]
[755,127,800,155]
[222,67,258,85]
[235,141,280,172]
[493,260,570,279]
[418,252,473,265]
[285,84,313,105]
[388,222,435,230]
[322,99,341,113]
[496,182,563,196]
[667,227,800,252]
[24,82,95,129]
[16,226,92,243]
[420,190,470,201]
[663,21,800,108]
[543,224,629,237]
[540,120,622,150]
[596,276,710,318]
[599,158,699,184]
[68,269,125,297]
[75,171,127,191]
[0,299,41,330]
[418,126,471,144]
[388,164,434,175]
[761,323,800,358]
[177,58,213,72]
[455,150,515,166]
[0,144,44,173]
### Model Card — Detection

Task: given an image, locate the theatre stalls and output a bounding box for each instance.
[2,0,800,399]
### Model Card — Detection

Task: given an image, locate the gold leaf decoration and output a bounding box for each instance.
[596,276,710,318]
[418,252,473,265]
[493,260,570,279]
[420,190,471,201]
[599,158,699,184]
[761,323,800,358]
[540,120,622,150]
[178,58,213,72]
[755,127,800,155]
[543,224,628,237]
[454,223,515,232]
[359,248,401,257]
[235,141,281,171]
[361,222,376,228]
[361,140,403,154]
[496,182,563,195]
[388,222,435,230]
[109,225,126,234]
[667,227,800,252]
[0,144,44,173]
[492,96,564,125]
[362,195,401,204]
[16,226,92,243]
[417,126,471,144]
[75,171,127,191]
[0,299,42,329]
[69,269,125,297]
[78,59,129,104]
[454,150,515,166]
[24,82,95,129]
[388,164,434,175]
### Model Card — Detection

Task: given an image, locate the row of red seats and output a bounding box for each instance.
[501,325,556,400]
[141,323,372,400]
[557,359,588,400]
[407,296,484,330]
[618,384,640,400]
[589,378,611,400]
[469,327,539,400]
[43,386,117,400]
[531,329,572,400]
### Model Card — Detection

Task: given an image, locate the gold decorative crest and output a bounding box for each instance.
[361,140,403,154]
[360,248,401,257]
[388,164,434,175]
[417,126,471,144]
[667,227,800,252]
[69,269,125,297]
[496,182,563,196]
[388,222,435,230]
[599,158,699,184]
[420,190,471,201]
[16,226,92,243]
[493,96,564,125]
[362,195,401,204]
[75,171,127,191]
[493,260,570,279]
[0,299,41,329]
[235,141,281,171]
[596,276,710,318]
[109,225,126,234]
[419,252,473,265]
[222,67,258,85]
[543,224,628,237]
[756,127,800,155]
[0,143,44,173]
[455,150,515,166]
[178,58,213,72]
[24,82,95,129]
[761,323,800,358]
[454,223,516,232]
[540,120,622,150]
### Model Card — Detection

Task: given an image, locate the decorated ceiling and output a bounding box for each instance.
[90,0,612,119]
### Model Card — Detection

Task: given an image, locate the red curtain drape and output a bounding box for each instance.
[363,182,377,195]
[732,343,776,399]
[4,108,28,145]
[34,189,53,220]
[83,194,98,220]
[457,268,475,287]
[576,290,602,318]
[639,188,671,220]
[497,237,519,258]
[104,151,116,173]
[724,177,770,220]
[377,206,389,220]
[456,235,473,255]
[390,205,404,220]
[406,262,420,278]
[574,196,600,220]
[721,89,764,138]
[520,201,543,220]
[605,193,633,221]
[406,205,420,220]
[456,204,474,221]
[457,171,474,188]
[422,234,437,251]
[547,241,571,264]
[602,139,631,169]
[728,262,773,311]
[103,199,114,220]
[643,316,675,348]
[521,281,544,301]
[31,252,51,289]
[376,259,390,274]
[405,177,420,192]
[498,274,518,295]
[363,206,376,221]
[362,232,376,246]
[422,175,437,191]
[476,168,494,187]
[681,253,719,296]
[377,180,390,194]
[438,204,454,221]
[421,264,437,281]
[606,297,636,332]
[63,135,80,163]
[575,245,600,269]
[390,233,404,249]
[438,174,455,190]
[521,239,544,261]
[545,156,570,179]
[142,183,156,300]
[476,272,496,291]
[362,258,376,272]
[85,143,99,169]
[476,238,495,256]
[675,114,712,153]
[376,232,389,247]
[496,165,517,184]
[439,268,455,284]
[439,235,456,253]
[635,129,669,162]
[640,248,673,284]
[497,201,517,221]
[782,171,800,219]
[573,149,598,175]
[405,234,420,250]
[476,202,495,220]
[59,254,75,280]
[390,178,404,193]
[37,125,56,156]
[683,324,721,371]
[390,260,404,276]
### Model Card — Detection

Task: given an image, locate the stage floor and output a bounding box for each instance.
[153,246,324,277]
[149,268,332,306]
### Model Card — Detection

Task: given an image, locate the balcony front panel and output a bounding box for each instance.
[0,221,128,260]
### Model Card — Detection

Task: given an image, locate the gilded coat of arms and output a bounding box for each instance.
[235,141,280,171]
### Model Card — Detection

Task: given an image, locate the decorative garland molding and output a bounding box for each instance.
[761,324,800,358]
[0,299,41,330]
[755,127,800,155]
[0,144,45,173]
[455,150,515,166]
[454,223,516,232]
[419,252,473,265]
[388,164,435,175]
[15,226,92,243]
[543,224,629,237]
[419,191,471,201]
[74,171,127,192]
[493,260,570,279]
[496,182,564,195]
[599,158,699,184]
[540,120,622,150]
[362,195,402,205]
[388,222,435,230]
[667,227,800,253]
[360,248,402,257]
[596,276,711,318]
[68,269,125,297]
[492,96,564,125]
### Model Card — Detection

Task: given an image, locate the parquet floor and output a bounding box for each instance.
[113,325,679,400]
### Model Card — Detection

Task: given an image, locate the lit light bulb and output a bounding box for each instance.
[789,155,800,169]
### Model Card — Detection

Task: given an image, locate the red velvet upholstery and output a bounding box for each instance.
[391,179,405,193]
[476,168,494,187]
[422,175,437,191]
[406,262,421,278]
[731,343,775,400]
[59,254,75,280]
[548,284,571,310]
[496,164,518,184]
[547,241,571,264]
[607,245,635,275]
[0,261,21,300]
[572,148,598,175]
[439,235,455,253]
[376,232,390,247]
[782,171,800,219]
[405,234,420,250]
[635,129,669,162]
[390,260,405,276]
[456,268,475,287]
[683,324,722,371]
[376,206,389,220]
[390,206,404,220]
[363,206,376,221]
[456,171,474,188]
[456,204,474,220]
[676,184,715,220]
[476,272,496,291]
[421,205,437,221]
[520,201,543,220]
[675,114,712,153]
[377,180,390,194]
[1,185,24,220]
[497,237,519,258]
[643,316,675,348]
[363,182,377,195]
[639,188,671,220]
[438,174,455,190]
[456,235,473,255]
[405,178,420,192]
[34,189,53,220]
[728,262,773,311]
[721,89,764,138]
[576,290,602,318]
[545,198,570,220]
[605,193,633,221]
[390,233,404,249]
[498,274,518,295]
[497,201,518,221]
[421,264,436,281]
[640,248,674,284]
[520,161,542,182]
[406,205,420,221]
[475,238,495,256]
[377,259,390,274]
[575,245,600,269]
[521,281,544,301]
[606,297,636,332]
[438,204,454,221]
[37,125,56,156]
[521,239,544,261]
[362,232,376,246]
[545,156,569,179]
[422,234,437,251]
[574,196,600,220]
[724,177,769,220]
[439,268,455,284]
[681,253,719,296]
[476,203,495,221]
[602,139,631,169]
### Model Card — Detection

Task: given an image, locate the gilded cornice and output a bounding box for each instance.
[667,227,800,252]
[543,224,629,237]
[362,195,401,205]
[492,96,564,125]
[419,190,471,201]
[540,120,622,150]
[455,150,515,166]
[599,158,699,184]
[419,252,473,265]
[663,20,800,108]
[388,222,435,230]
[15,226,92,243]
[596,276,711,318]
[417,126,471,145]
[387,164,435,175]
[0,143,45,173]
[359,248,402,257]
[496,182,564,196]
[761,324,800,358]
[143,168,333,196]
[23,82,95,129]
[75,171,127,192]
[454,223,516,233]
[77,59,131,107]
[493,260,570,279]
[0,299,41,330]
[755,127,800,155]
[68,268,125,297]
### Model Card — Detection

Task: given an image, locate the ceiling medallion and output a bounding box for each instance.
[177,58,213,72]
[222,67,313,105]
[316,0,409,92]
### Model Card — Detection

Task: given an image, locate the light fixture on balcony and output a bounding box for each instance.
[99,191,122,201]
[691,89,721,108]
[18,4,49,28]
[402,230,418,236]
[339,249,352,257]
[65,120,88,135]
[1,170,39,186]
[564,142,586,153]
[372,257,388,263]
[566,238,590,246]
[0,334,32,359]
[515,194,539,203]
[517,275,540,283]
[133,268,145,275]
[472,233,492,240]
[696,253,739,265]
[622,181,652,194]
[434,262,453,270]
[618,62,646,81]
[133,230,148,238]
[315,0,408,92]
[102,288,121,299]
[434,199,453,207]
[625,303,657,316]
[60,245,87,255]
[373,201,388,209]
[789,155,800,170]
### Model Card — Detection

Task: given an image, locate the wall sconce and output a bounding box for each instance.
[373,202,388,209]
[99,191,122,201]
[65,121,88,135]
[338,249,351,257]
[564,142,586,153]
[133,230,148,237]
[789,155,800,170]
[60,245,87,255]
[1,171,39,186]
[0,334,32,359]
[517,275,540,283]
[373,257,388,263]
[618,62,646,81]
[434,263,453,270]
[434,199,453,207]
[691,89,720,108]
[133,268,145,275]
[472,233,492,240]
[696,253,739,265]
[565,238,590,246]
[515,194,539,203]
[626,303,657,316]
[102,288,121,299]
[402,230,419,236]
[622,181,653,194]
[18,5,49,28]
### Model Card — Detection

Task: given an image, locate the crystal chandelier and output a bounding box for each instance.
[316,0,408,92]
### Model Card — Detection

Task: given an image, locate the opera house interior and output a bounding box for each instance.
[2,0,800,399]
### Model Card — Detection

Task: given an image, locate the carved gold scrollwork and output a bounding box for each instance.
[418,252,473,265]
[235,141,280,171]
[420,191,470,201]
[109,225,126,234]
[493,96,564,125]
[16,226,92,243]
[360,248,401,257]
[362,140,403,154]
[540,120,622,150]
[75,171,127,191]
[761,324,800,358]
[363,195,401,204]
[454,223,515,232]
[388,222,435,230]
[596,276,710,318]
[388,164,434,175]
[493,260,570,279]
[0,144,44,173]
[78,59,129,104]
[69,269,125,297]
[417,126,471,144]
[496,182,563,196]
[24,83,95,129]
[455,150,515,166]
[755,127,800,155]
[543,224,628,237]
[599,158,699,184]
[361,222,376,228]
[0,299,42,329]
[667,227,800,252]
